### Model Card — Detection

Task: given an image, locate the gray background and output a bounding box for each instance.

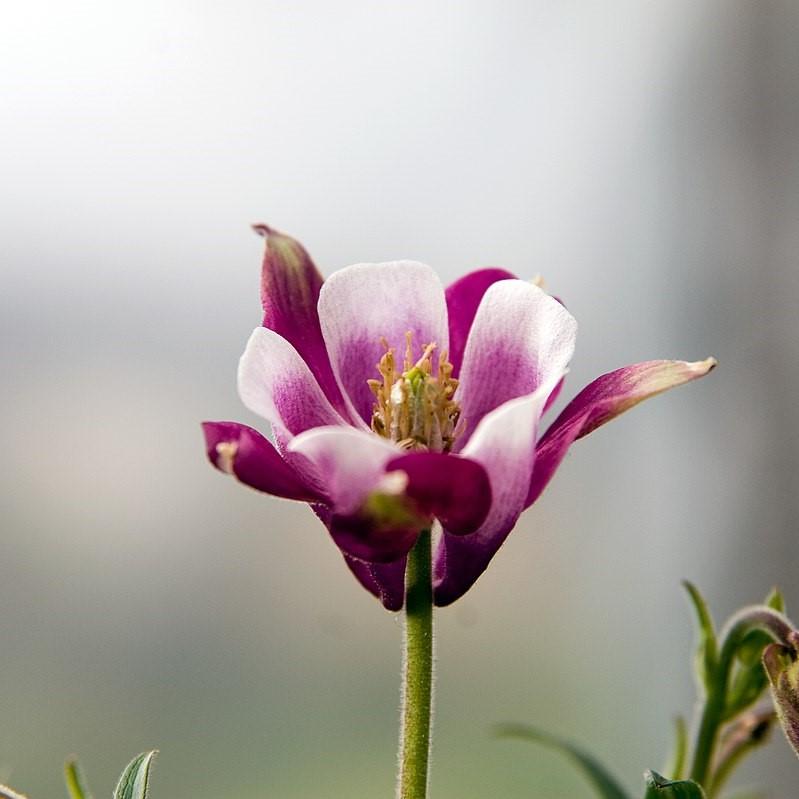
[2,1,798,797]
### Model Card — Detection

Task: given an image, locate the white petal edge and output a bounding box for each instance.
[318,261,449,425]
[237,327,349,438]
[455,279,577,449]
[287,426,402,515]
[459,371,567,540]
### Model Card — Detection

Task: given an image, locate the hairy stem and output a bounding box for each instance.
[689,606,796,787]
[397,529,434,799]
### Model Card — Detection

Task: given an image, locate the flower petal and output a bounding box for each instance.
[202,421,323,501]
[287,426,400,514]
[318,261,449,425]
[343,553,407,611]
[388,451,491,535]
[455,279,577,449]
[327,453,491,563]
[238,327,348,439]
[433,378,558,606]
[253,225,349,417]
[445,268,516,376]
[526,358,717,506]
[288,430,490,564]
[328,510,422,563]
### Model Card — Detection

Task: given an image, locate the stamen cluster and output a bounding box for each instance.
[369,333,461,452]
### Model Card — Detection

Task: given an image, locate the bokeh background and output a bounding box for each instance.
[2,1,798,797]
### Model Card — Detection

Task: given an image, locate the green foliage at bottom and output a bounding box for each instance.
[644,769,707,798]
[496,723,631,799]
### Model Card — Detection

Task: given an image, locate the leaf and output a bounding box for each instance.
[644,770,707,798]
[64,758,93,799]
[765,586,785,614]
[723,663,769,721]
[113,752,158,799]
[683,582,718,693]
[663,716,688,780]
[496,723,631,799]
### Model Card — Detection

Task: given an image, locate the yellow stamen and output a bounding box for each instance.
[370,333,462,452]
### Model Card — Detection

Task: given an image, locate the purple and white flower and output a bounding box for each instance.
[203,227,715,609]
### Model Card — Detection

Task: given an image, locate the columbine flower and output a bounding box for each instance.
[203,226,715,610]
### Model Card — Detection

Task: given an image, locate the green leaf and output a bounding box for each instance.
[496,723,631,799]
[644,770,707,798]
[683,582,718,693]
[724,662,769,720]
[64,758,93,799]
[0,785,29,799]
[113,752,158,799]
[765,586,785,614]
[663,716,688,781]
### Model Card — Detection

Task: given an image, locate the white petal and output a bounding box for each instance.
[456,279,577,449]
[238,327,347,439]
[434,373,563,605]
[287,426,401,515]
[318,261,449,425]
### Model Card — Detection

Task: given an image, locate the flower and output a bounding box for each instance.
[203,226,715,610]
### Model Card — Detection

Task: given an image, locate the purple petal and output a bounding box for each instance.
[202,421,323,501]
[328,511,422,563]
[445,268,515,376]
[288,427,423,562]
[313,503,408,607]
[253,225,349,417]
[526,358,717,507]
[434,379,558,606]
[318,261,449,425]
[343,553,407,611]
[388,451,491,535]
[454,279,577,450]
[238,327,350,440]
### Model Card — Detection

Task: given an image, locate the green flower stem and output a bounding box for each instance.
[689,606,795,789]
[398,528,434,799]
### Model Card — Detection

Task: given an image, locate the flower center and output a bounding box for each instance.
[368,332,461,452]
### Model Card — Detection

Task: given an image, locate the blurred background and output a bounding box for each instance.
[2,1,798,797]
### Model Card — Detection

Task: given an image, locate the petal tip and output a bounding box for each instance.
[201,421,237,473]
[686,356,717,375]
[251,222,273,237]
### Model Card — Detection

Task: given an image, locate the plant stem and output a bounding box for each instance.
[689,606,796,787]
[398,529,434,799]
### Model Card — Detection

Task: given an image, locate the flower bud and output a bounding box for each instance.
[763,642,799,758]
